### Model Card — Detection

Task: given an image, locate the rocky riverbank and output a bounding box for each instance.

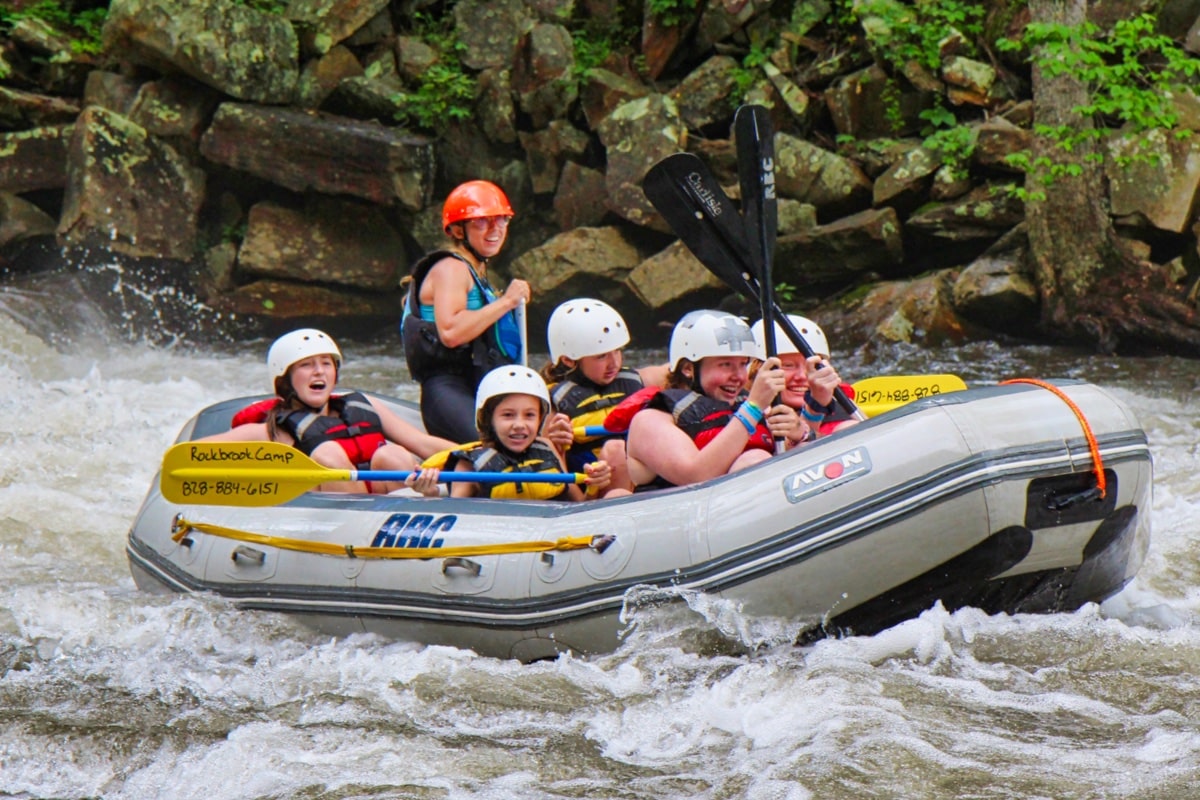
[2,0,1199,353]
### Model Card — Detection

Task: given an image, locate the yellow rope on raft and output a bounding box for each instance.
[171,516,605,559]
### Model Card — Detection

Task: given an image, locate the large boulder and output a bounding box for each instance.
[103,0,299,104]
[951,227,1040,334]
[287,0,391,56]
[627,239,727,316]
[199,103,435,211]
[1107,127,1200,234]
[776,207,905,286]
[57,106,205,261]
[236,197,407,291]
[596,95,686,229]
[510,225,644,310]
[0,87,80,128]
[774,132,873,218]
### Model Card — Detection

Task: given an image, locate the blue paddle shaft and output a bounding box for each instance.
[352,470,583,485]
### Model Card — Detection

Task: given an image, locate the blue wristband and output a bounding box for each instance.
[800,405,823,422]
[740,400,764,423]
[732,409,756,434]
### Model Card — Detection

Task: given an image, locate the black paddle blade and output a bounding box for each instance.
[735,103,781,363]
[642,153,760,300]
[735,104,785,451]
[734,104,778,284]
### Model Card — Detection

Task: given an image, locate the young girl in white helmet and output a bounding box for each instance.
[612,310,799,488]
[410,365,628,500]
[200,328,455,494]
[539,298,668,495]
[749,315,858,443]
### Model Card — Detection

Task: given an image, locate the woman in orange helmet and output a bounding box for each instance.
[401,180,532,442]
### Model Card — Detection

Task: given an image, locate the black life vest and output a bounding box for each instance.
[449,440,567,500]
[400,249,517,384]
[275,392,386,469]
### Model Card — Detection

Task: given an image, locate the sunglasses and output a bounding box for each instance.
[466,216,511,231]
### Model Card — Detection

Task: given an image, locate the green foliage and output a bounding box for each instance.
[775,282,797,303]
[998,13,1200,188]
[730,42,773,105]
[918,103,974,180]
[845,0,984,71]
[647,0,699,29]
[999,14,1199,135]
[221,221,247,245]
[395,63,476,130]
[571,17,637,77]
[0,0,108,56]
[391,10,477,133]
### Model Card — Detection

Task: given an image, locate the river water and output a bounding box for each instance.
[2,263,1199,799]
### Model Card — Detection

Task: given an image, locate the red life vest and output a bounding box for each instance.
[229,392,387,469]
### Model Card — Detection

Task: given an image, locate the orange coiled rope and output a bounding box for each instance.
[999,378,1107,499]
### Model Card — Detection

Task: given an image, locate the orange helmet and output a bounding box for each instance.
[442,180,515,231]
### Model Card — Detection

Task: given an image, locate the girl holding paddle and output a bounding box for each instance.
[400,180,530,443]
[409,365,628,500]
[750,315,859,443]
[614,310,798,488]
[199,329,455,495]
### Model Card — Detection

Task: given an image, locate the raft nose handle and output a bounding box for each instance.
[1048,486,1103,511]
[442,557,483,577]
[231,545,266,566]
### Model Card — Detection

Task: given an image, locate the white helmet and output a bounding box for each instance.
[668,310,756,370]
[475,365,551,420]
[267,328,342,383]
[751,315,829,360]
[546,298,631,362]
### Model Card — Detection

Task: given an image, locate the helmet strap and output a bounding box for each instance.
[451,223,490,267]
[686,360,704,393]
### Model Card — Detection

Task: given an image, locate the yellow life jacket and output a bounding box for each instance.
[451,440,567,500]
[550,368,644,445]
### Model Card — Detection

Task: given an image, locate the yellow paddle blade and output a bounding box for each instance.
[161,441,348,507]
[850,374,968,417]
[421,442,479,469]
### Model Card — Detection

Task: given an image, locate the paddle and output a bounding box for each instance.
[735,104,784,452]
[516,298,528,367]
[161,441,587,507]
[851,374,968,416]
[642,152,866,421]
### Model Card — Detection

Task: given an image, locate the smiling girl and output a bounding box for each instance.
[617,310,801,488]
[411,365,627,500]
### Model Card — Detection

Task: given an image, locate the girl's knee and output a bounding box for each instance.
[310,442,353,469]
[372,443,417,471]
[730,450,771,473]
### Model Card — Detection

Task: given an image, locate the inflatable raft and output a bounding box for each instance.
[127,379,1152,661]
